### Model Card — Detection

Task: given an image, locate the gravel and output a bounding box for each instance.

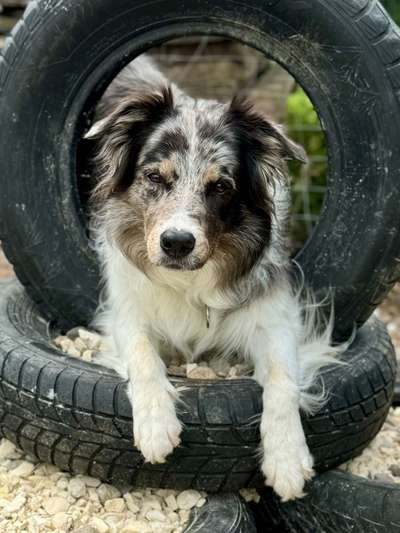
[340,407,400,482]
[0,432,259,531]
[375,283,400,361]
[54,328,253,379]
[0,437,212,532]
[339,284,400,484]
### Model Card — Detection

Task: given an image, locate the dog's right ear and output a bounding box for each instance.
[85,86,174,201]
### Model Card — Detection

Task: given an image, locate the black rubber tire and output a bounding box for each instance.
[184,494,256,533]
[252,470,400,533]
[394,371,400,406]
[0,277,396,492]
[1,1,400,337]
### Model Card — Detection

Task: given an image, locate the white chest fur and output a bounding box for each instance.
[130,274,225,361]
[104,248,240,361]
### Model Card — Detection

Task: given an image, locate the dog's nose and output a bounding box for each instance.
[160,229,195,258]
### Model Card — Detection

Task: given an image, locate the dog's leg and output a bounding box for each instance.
[251,301,314,501]
[113,318,182,464]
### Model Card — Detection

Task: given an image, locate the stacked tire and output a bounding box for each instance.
[0,0,399,531]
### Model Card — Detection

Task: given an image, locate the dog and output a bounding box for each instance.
[86,55,340,501]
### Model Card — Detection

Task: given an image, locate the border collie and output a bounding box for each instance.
[86,55,340,501]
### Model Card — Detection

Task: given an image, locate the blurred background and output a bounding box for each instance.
[1,1,399,344]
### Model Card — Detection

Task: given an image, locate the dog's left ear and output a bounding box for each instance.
[225,96,307,221]
[227,96,307,181]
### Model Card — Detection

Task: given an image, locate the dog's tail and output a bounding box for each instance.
[297,288,353,414]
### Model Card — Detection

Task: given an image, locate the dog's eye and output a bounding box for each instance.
[214,179,233,193]
[147,173,163,184]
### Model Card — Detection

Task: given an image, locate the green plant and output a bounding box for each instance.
[382,0,400,26]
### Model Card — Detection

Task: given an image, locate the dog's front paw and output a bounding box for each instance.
[261,442,314,501]
[132,386,182,464]
[134,410,182,464]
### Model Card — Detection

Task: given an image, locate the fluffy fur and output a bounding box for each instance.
[87,55,341,501]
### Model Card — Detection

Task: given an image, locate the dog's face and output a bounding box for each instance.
[135,137,236,271]
[87,85,305,280]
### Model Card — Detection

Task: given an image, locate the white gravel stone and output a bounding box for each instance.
[239,488,260,503]
[43,496,70,515]
[4,493,26,513]
[196,497,207,507]
[12,460,35,478]
[35,463,60,476]
[187,366,217,379]
[104,497,126,513]
[56,477,69,490]
[166,510,179,522]
[164,494,178,510]
[79,475,101,488]
[120,520,152,533]
[68,478,87,499]
[123,492,140,513]
[235,363,252,376]
[90,516,110,532]
[176,490,202,510]
[227,365,238,378]
[52,512,72,530]
[103,514,124,527]
[82,350,93,362]
[208,357,231,377]
[75,337,88,352]
[0,439,21,459]
[130,491,144,499]
[78,329,102,350]
[59,338,73,351]
[178,509,190,523]
[185,363,198,375]
[97,483,121,504]
[141,495,162,511]
[65,327,82,340]
[167,365,186,377]
[145,509,166,522]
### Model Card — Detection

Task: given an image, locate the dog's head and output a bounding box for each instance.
[87,84,306,281]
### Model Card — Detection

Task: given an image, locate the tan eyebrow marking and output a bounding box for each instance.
[159,159,175,177]
[202,164,221,185]
[143,159,177,184]
[203,164,236,190]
